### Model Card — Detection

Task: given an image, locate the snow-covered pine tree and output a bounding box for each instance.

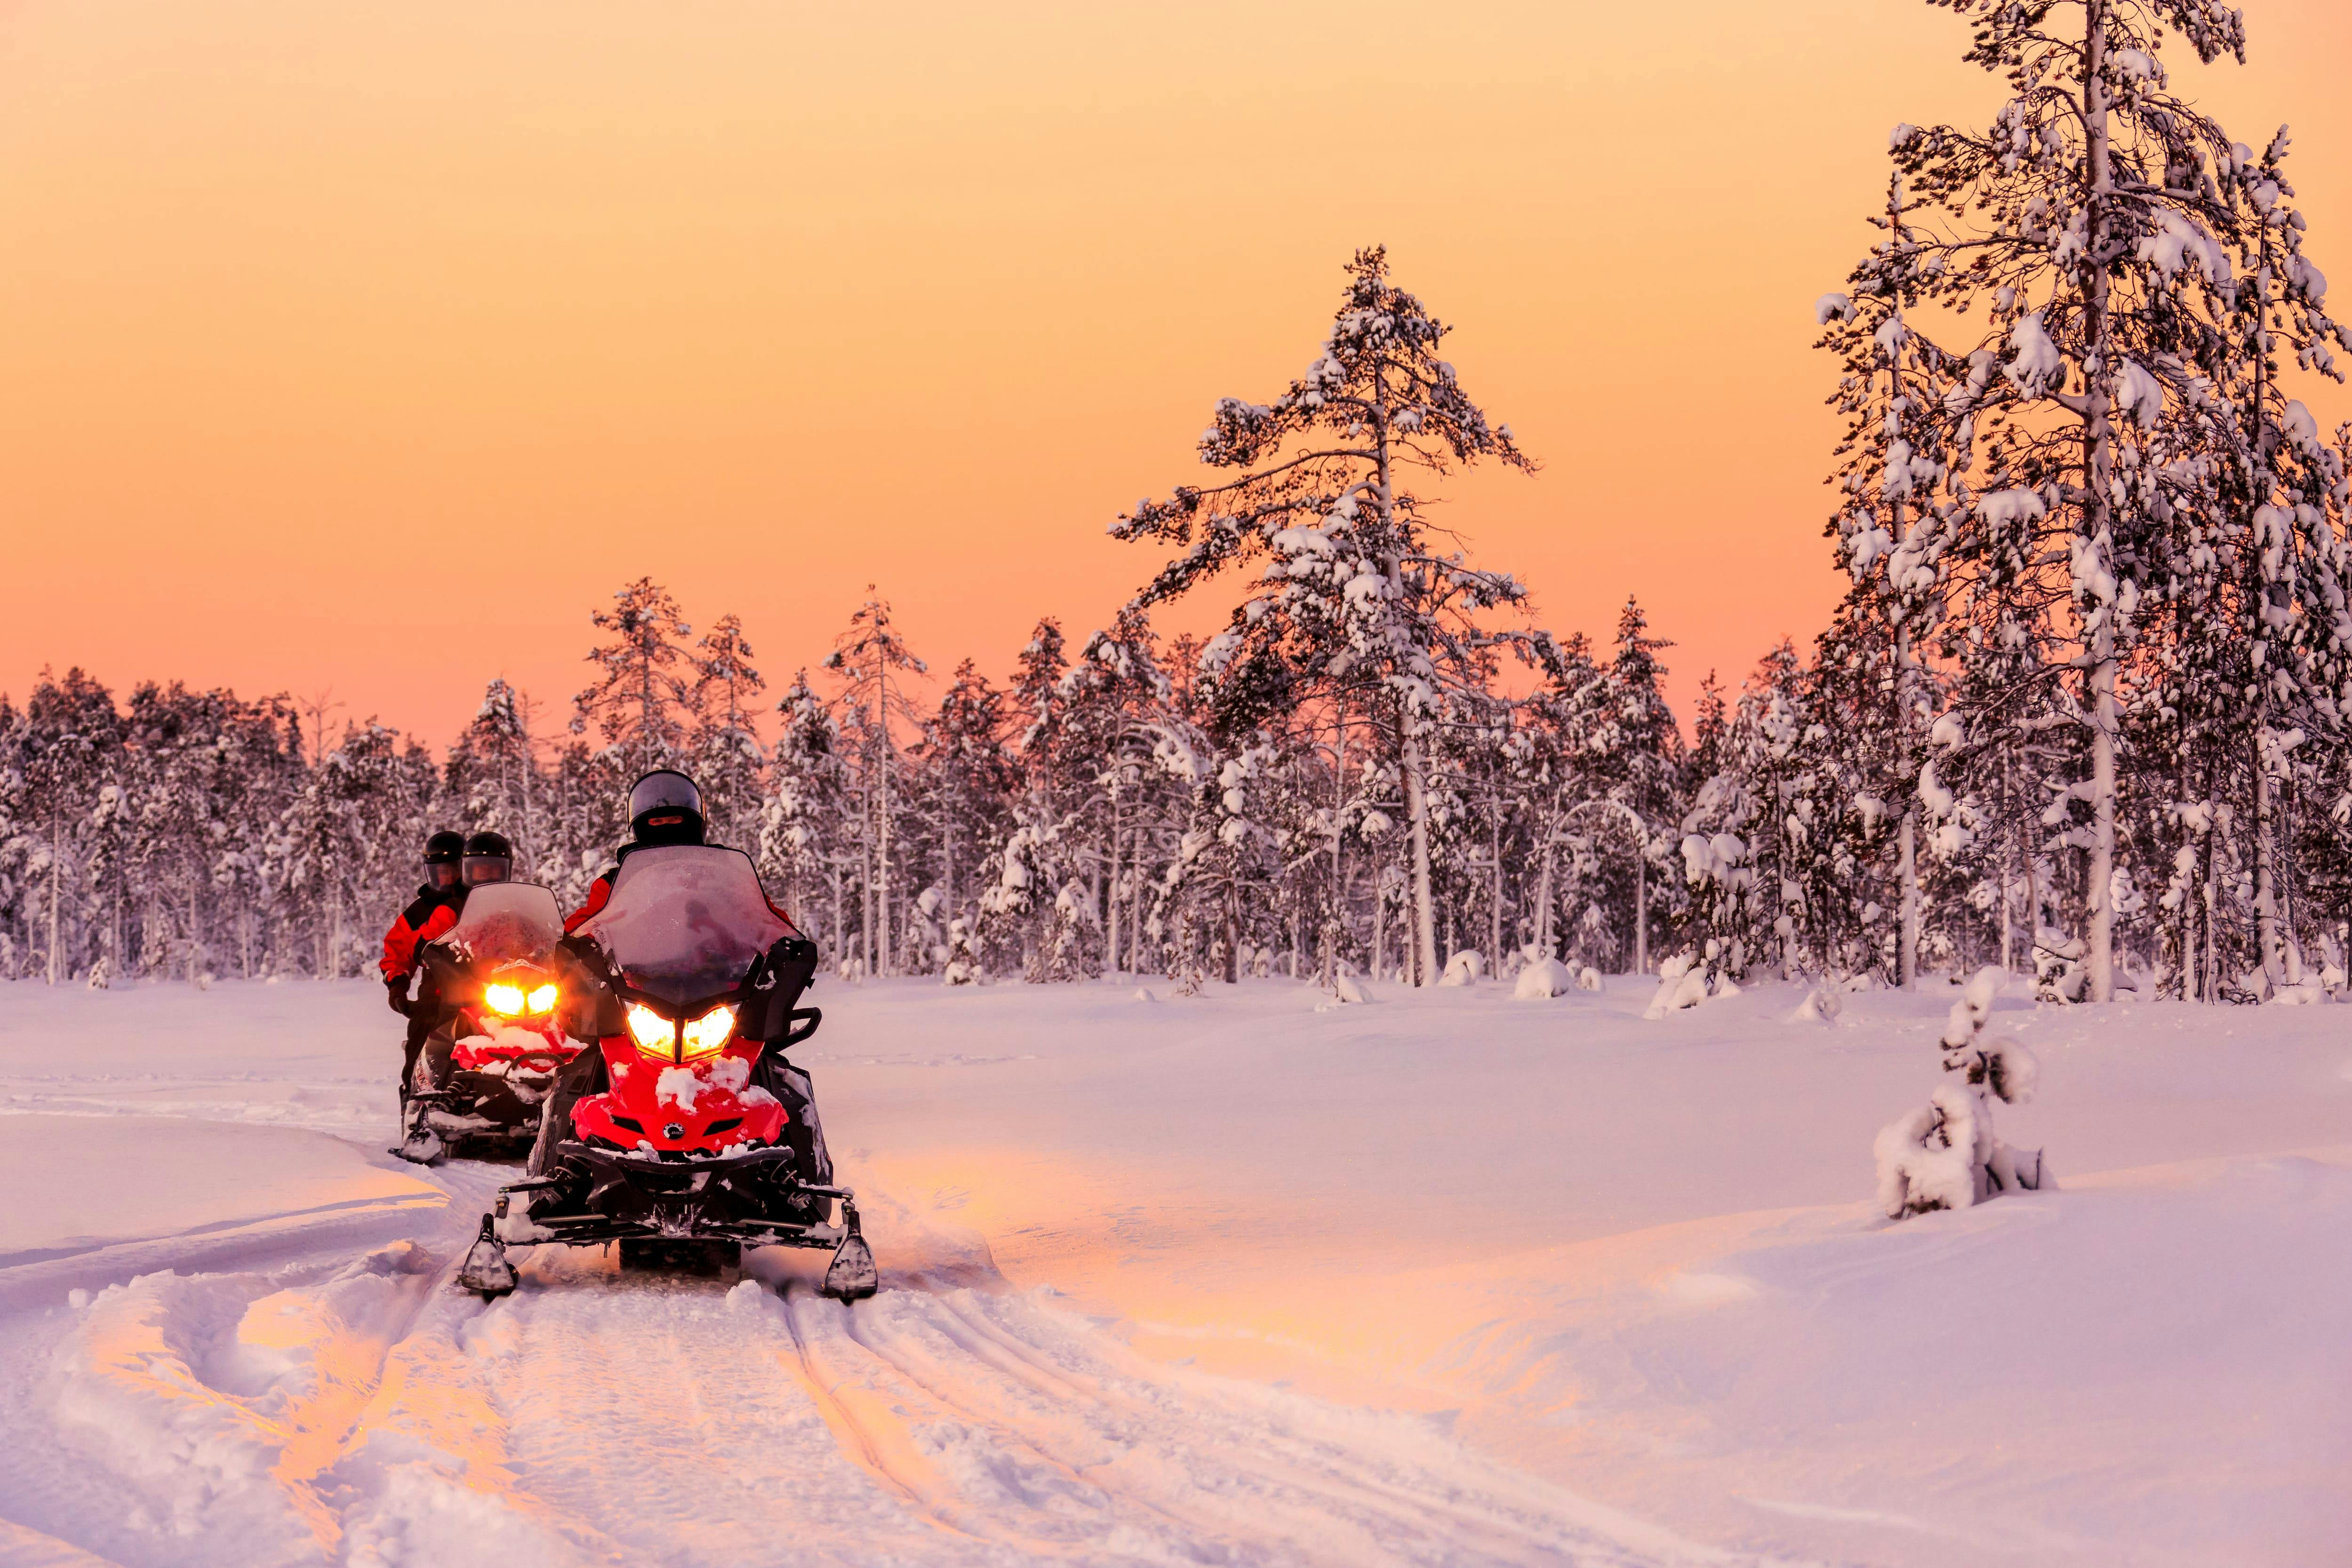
[913,658,1019,947]
[824,592,927,978]
[17,669,124,983]
[1115,247,1538,986]
[1884,0,2317,1001]
[1056,611,1181,977]
[1681,640,1821,981]
[447,679,542,876]
[689,613,768,855]
[573,578,695,775]
[761,670,853,956]
[1818,173,1968,987]
[2202,130,2351,989]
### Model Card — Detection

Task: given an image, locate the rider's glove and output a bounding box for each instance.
[386,978,411,1016]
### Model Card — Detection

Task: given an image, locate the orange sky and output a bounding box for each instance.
[4,0,2349,744]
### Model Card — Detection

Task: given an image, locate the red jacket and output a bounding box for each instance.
[381,885,464,982]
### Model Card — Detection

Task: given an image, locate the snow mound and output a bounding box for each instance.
[1792,984,1844,1024]
[1513,956,1573,1000]
[1331,974,1375,1005]
[1438,950,1482,987]
[1643,954,1712,1019]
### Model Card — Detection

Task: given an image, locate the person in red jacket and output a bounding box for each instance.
[383,830,467,1101]
[564,770,798,932]
[549,771,829,1185]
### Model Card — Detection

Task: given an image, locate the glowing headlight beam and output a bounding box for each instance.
[483,982,527,1017]
[526,983,559,1014]
[679,1003,736,1060]
[625,1003,677,1059]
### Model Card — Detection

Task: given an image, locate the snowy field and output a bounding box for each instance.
[0,974,2343,1567]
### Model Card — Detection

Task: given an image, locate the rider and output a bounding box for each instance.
[565,770,727,930]
[461,830,515,888]
[551,770,830,1184]
[382,830,468,1100]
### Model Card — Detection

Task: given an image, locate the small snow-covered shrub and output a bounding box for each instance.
[1576,966,1604,992]
[942,918,983,986]
[1438,950,1482,987]
[1875,966,2048,1219]
[1642,953,1712,1019]
[1792,984,1843,1024]
[1332,973,1375,1005]
[84,958,111,992]
[2034,929,2086,1003]
[1514,955,1572,1000]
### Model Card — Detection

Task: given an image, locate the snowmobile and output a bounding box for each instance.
[456,844,874,1302]
[395,882,585,1164]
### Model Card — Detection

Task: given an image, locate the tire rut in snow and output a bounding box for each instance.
[777,1281,1740,1568]
[11,1206,1753,1568]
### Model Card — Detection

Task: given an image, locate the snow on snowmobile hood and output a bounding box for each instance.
[439,882,563,963]
[576,844,789,1007]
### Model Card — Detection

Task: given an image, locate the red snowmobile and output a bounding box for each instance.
[396,883,585,1164]
[457,844,874,1301]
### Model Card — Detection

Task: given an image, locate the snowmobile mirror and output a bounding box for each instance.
[775,1008,822,1049]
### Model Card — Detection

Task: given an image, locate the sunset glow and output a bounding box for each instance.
[4,0,2349,732]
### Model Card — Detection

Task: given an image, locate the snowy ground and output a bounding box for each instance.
[0,972,2343,1567]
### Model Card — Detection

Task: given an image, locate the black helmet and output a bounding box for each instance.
[424,830,465,891]
[461,830,514,886]
[628,770,706,846]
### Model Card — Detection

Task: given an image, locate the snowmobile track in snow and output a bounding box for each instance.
[0,1176,1764,1568]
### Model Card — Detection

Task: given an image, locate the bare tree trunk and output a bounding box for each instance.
[1399,710,1439,986]
[2081,0,2119,1003]
[1222,879,1240,984]
[1323,715,1346,987]
[1633,845,1648,977]
[1104,788,1121,977]
[46,815,61,986]
[1533,832,1557,959]
[1899,810,1920,988]
[1131,826,1145,975]
[2192,822,2211,1006]
[1488,812,1504,969]
[2000,825,2017,976]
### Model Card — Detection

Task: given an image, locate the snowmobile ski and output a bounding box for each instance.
[456,1214,516,1299]
[393,1104,446,1165]
[821,1205,877,1300]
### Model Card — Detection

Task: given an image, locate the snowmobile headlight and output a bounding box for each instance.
[680,1004,736,1060]
[484,982,528,1017]
[626,1003,678,1058]
[526,982,559,1014]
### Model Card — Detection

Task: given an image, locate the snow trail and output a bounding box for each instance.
[0,1208,1759,1567]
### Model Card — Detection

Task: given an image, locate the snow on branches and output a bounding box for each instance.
[1875,967,2049,1219]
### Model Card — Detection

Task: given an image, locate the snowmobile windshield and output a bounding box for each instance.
[440,883,564,964]
[578,844,788,1008]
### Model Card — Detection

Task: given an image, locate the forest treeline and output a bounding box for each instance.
[4,0,2350,1002]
